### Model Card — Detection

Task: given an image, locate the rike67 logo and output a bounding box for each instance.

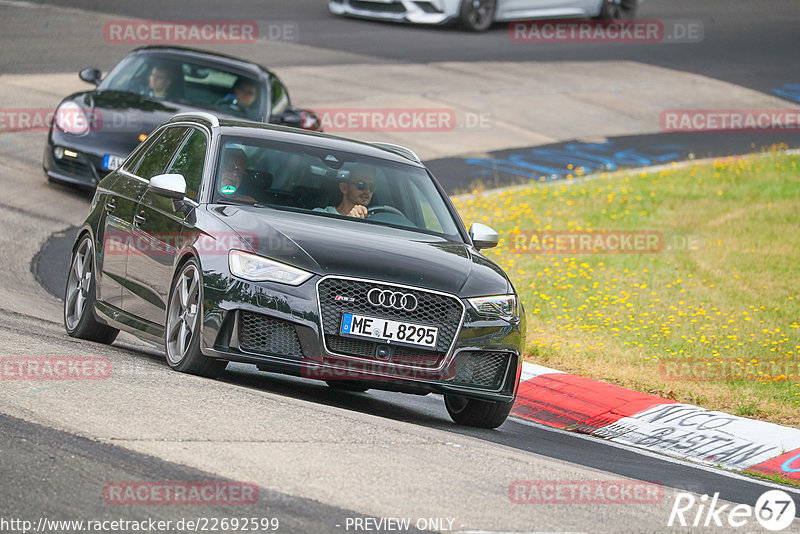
[669,489,796,531]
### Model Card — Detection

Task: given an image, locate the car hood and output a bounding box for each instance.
[63,91,230,156]
[209,206,511,296]
[76,90,195,139]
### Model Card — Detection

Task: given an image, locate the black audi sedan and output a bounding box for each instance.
[64,112,525,428]
[44,46,321,189]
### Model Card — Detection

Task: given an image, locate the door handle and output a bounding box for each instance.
[105,199,116,214]
[133,212,146,227]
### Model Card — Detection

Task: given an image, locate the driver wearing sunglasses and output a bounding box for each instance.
[315,164,377,218]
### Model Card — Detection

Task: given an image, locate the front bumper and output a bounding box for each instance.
[43,127,136,188]
[200,273,524,402]
[328,0,460,25]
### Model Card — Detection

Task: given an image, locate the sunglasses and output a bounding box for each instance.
[351,180,376,192]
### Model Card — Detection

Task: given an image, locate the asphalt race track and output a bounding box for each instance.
[2,1,800,532]
[7,0,800,98]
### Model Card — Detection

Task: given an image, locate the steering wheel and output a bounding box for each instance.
[366,205,405,218]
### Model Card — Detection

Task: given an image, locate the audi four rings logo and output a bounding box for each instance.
[367,288,418,311]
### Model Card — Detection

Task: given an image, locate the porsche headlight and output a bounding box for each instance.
[228,249,312,285]
[468,294,518,320]
[55,102,90,135]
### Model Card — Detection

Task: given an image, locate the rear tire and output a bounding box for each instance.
[326,380,370,392]
[459,0,497,32]
[444,394,514,428]
[64,235,119,344]
[165,258,227,378]
[597,0,638,20]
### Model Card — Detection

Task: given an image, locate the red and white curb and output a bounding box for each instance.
[512,362,800,482]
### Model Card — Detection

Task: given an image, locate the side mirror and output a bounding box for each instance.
[79,67,102,86]
[277,108,321,131]
[149,173,187,200]
[276,108,301,126]
[469,223,499,250]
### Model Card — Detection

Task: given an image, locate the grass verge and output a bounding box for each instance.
[453,148,800,427]
[741,470,800,489]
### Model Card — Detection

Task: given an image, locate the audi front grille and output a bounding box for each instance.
[316,277,464,368]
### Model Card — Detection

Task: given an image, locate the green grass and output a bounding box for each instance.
[742,470,800,488]
[453,149,800,427]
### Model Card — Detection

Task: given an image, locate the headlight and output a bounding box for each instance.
[468,294,518,319]
[228,249,312,285]
[55,102,90,135]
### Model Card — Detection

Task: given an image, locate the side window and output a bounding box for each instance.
[167,128,207,200]
[270,76,289,116]
[407,180,444,233]
[132,126,190,180]
[122,130,164,173]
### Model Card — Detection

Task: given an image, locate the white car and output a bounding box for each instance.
[329,0,642,32]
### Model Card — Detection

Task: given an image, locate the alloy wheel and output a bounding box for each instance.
[166,263,200,365]
[65,238,93,331]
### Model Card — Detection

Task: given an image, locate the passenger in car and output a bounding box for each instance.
[145,64,172,99]
[143,63,180,100]
[218,146,257,203]
[215,77,261,120]
[314,164,376,218]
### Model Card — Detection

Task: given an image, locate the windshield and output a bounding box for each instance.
[212,136,463,241]
[99,55,267,121]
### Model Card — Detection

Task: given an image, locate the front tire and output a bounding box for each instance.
[444,394,514,428]
[64,235,119,344]
[459,0,497,32]
[597,0,638,20]
[165,259,227,378]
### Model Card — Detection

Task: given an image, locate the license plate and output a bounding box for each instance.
[102,154,125,171]
[340,312,438,349]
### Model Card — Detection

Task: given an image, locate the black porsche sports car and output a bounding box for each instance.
[64,112,524,428]
[44,46,321,189]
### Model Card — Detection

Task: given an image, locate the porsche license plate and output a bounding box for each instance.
[340,312,437,349]
[102,154,125,171]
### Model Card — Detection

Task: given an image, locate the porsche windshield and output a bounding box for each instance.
[212,136,462,241]
[100,55,267,120]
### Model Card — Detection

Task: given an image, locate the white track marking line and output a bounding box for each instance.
[509,416,800,497]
